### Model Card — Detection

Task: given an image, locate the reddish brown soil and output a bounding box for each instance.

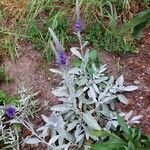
[101,28,150,134]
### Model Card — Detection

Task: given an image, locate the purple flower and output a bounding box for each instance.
[6,106,16,118]
[57,51,67,65]
[74,0,81,32]
[48,27,67,66]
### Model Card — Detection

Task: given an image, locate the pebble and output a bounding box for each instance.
[134,80,140,85]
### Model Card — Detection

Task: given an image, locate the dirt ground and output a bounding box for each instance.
[0,27,149,149]
[101,28,150,134]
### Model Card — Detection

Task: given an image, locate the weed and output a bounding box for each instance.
[0,67,11,83]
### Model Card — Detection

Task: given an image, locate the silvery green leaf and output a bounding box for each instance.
[92,83,99,94]
[94,77,108,84]
[62,130,73,142]
[131,115,142,122]
[39,126,50,138]
[112,120,118,128]
[82,41,88,48]
[82,49,89,68]
[98,85,110,101]
[75,134,84,143]
[79,101,82,109]
[83,87,88,92]
[92,63,97,72]
[49,68,62,74]
[9,119,21,124]
[106,121,112,130]
[88,86,97,101]
[76,78,87,86]
[24,137,41,144]
[76,88,84,97]
[117,94,128,104]
[48,135,60,145]
[53,143,70,150]
[51,104,72,112]
[67,120,78,131]
[102,95,117,103]
[70,47,82,59]
[124,111,133,120]
[122,85,138,91]
[52,89,69,97]
[64,111,74,120]
[58,98,70,103]
[83,112,101,130]
[99,64,107,74]
[108,76,115,84]
[42,115,50,123]
[68,68,81,75]
[116,75,124,86]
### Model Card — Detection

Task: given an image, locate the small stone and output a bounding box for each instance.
[139,97,144,100]
[134,80,140,85]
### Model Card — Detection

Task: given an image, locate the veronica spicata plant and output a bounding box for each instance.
[22,1,139,149]
[0,85,38,150]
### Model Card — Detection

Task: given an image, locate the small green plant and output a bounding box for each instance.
[90,114,150,150]
[0,90,18,106]
[0,67,11,83]
[0,86,38,149]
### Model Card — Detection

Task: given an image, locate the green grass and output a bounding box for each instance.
[0,0,149,62]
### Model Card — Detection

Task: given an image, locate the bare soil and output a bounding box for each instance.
[101,28,150,134]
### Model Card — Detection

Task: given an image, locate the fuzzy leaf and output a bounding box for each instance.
[118,94,128,104]
[51,104,72,112]
[25,137,41,144]
[70,47,82,59]
[67,120,78,131]
[48,135,60,145]
[83,112,101,130]
[49,69,62,74]
[122,86,138,91]
[116,75,124,86]
[52,89,68,97]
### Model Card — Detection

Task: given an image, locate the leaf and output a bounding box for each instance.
[122,86,138,91]
[49,68,62,74]
[76,78,87,86]
[103,95,117,103]
[73,59,82,67]
[41,115,50,123]
[25,137,41,144]
[116,75,124,86]
[128,141,135,150]
[89,50,97,60]
[131,115,142,122]
[83,112,101,130]
[118,94,128,104]
[117,113,129,135]
[91,138,125,150]
[76,134,84,143]
[120,9,150,34]
[88,86,97,101]
[90,129,122,140]
[82,41,89,48]
[70,47,82,59]
[67,120,78,131]
[51,104,72,112]
[48,135,60,145]
[52,89,69,97]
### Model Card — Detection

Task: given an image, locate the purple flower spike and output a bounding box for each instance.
[48,27,67,66]
[74,0,81,32]
[57,51,67,65]
[6,106,16,118]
